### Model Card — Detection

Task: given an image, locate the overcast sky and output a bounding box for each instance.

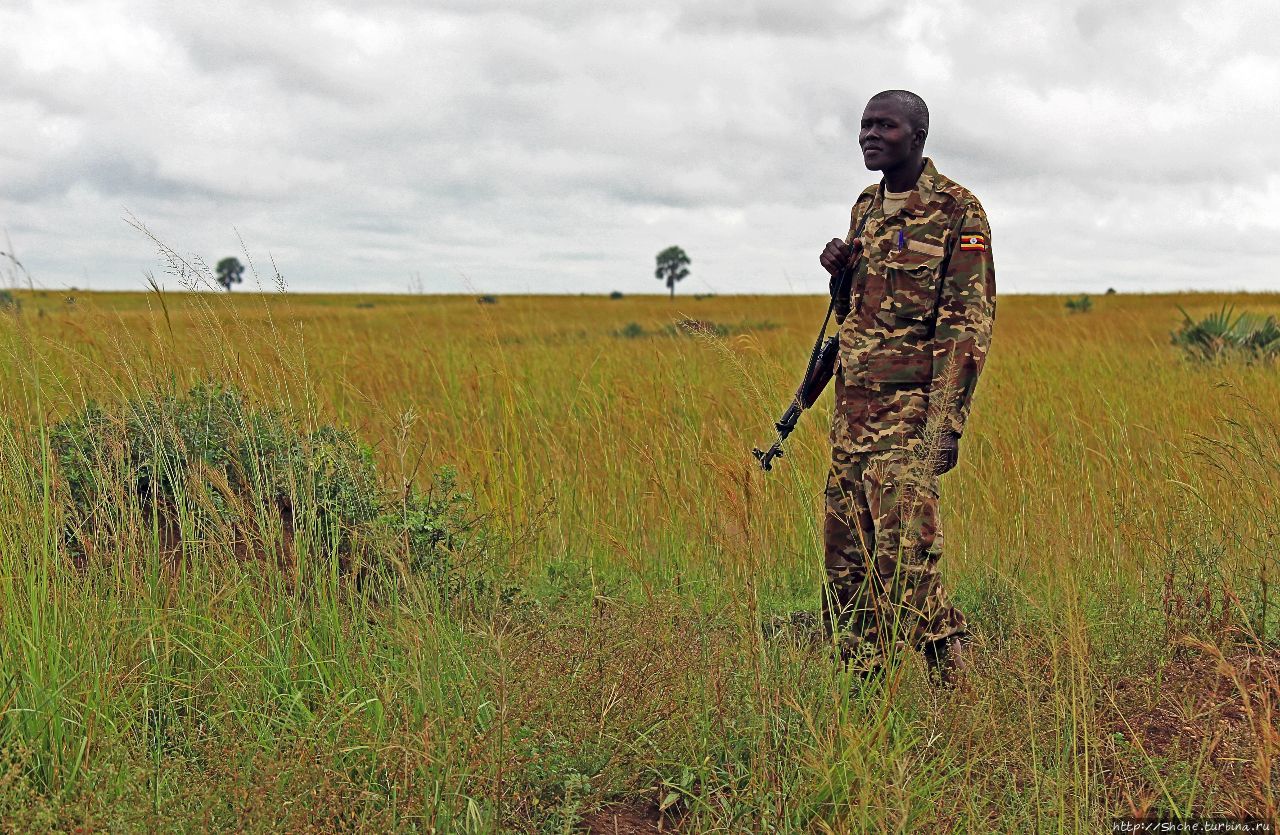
[2,0,1278,295]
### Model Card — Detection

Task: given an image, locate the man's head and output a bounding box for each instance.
[859,90,929,174]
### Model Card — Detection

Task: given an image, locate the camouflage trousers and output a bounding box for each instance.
[823,446,967,671]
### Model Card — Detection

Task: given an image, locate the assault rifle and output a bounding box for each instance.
[752,234,864,472]
[751,334,840,471]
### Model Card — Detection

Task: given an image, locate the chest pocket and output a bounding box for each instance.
[884,248,944,322]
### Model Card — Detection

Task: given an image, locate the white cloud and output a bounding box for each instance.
[1,0,1277,295]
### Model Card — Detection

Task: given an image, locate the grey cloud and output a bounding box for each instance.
[395,0,613,24]
[482,45,564,87]
[0,0,1277,296]
[674,0,892,35]
[6,145,225,203]
[181,30,368,106]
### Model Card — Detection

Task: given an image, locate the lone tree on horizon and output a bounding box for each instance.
[215,257,244,291]
[654,245,690,300]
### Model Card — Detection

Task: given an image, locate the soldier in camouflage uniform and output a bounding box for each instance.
[817,90,995,684]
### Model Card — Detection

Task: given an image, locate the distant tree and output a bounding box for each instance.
[654,246,690,300]
[215,257,245,291]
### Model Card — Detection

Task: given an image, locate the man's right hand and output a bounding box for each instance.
[820,238,861,277]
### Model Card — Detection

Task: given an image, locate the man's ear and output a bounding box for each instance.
[911,129,928,153]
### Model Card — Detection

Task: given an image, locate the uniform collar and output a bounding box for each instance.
[889,157,939,218]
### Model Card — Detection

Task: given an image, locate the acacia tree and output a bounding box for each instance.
[654,246,690,300]
[215,257,244,291]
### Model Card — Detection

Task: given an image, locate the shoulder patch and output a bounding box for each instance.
[958,234,988,252]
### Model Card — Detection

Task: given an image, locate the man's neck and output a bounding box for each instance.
[882,158,926,194]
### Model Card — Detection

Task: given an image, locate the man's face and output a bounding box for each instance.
[859,100,922,172]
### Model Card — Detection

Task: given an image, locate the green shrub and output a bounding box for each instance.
[1172,305,1280,362]
[0,290,17,310]
[51,382,378,565]
[662,318,778,338]
[609,291,624,300]
[49,382,495,598]
[477,295,498,305]
[383,466,513,603]
[614,322,646,339]
[1065,294,1092,314]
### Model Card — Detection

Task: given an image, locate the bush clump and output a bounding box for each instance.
[612,319,777,340]
[385,465,510,602]
[1065,294,1092,314]
[50,382,494,597]
[664,318,779,337]
[614,322,646,339]
[51,383,375,564]
[1172,305,1280,363]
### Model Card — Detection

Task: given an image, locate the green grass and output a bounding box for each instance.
[0,287,1277,831]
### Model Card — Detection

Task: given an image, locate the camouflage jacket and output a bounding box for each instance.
[831,158,996,453]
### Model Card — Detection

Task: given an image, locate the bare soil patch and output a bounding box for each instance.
[1100,641,1280,817]
[580,800,677,834]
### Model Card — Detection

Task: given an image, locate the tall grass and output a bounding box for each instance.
[0,286,1276,831]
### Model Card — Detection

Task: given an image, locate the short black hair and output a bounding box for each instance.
[869,89,929,137]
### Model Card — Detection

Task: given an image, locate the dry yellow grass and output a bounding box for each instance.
[0,288,1276,831]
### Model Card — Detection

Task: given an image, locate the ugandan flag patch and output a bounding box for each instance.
[959,234,987,252]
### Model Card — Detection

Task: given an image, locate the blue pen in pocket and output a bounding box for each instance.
[897,230,905,250]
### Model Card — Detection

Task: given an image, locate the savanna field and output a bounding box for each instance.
[0,281,1277,832]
